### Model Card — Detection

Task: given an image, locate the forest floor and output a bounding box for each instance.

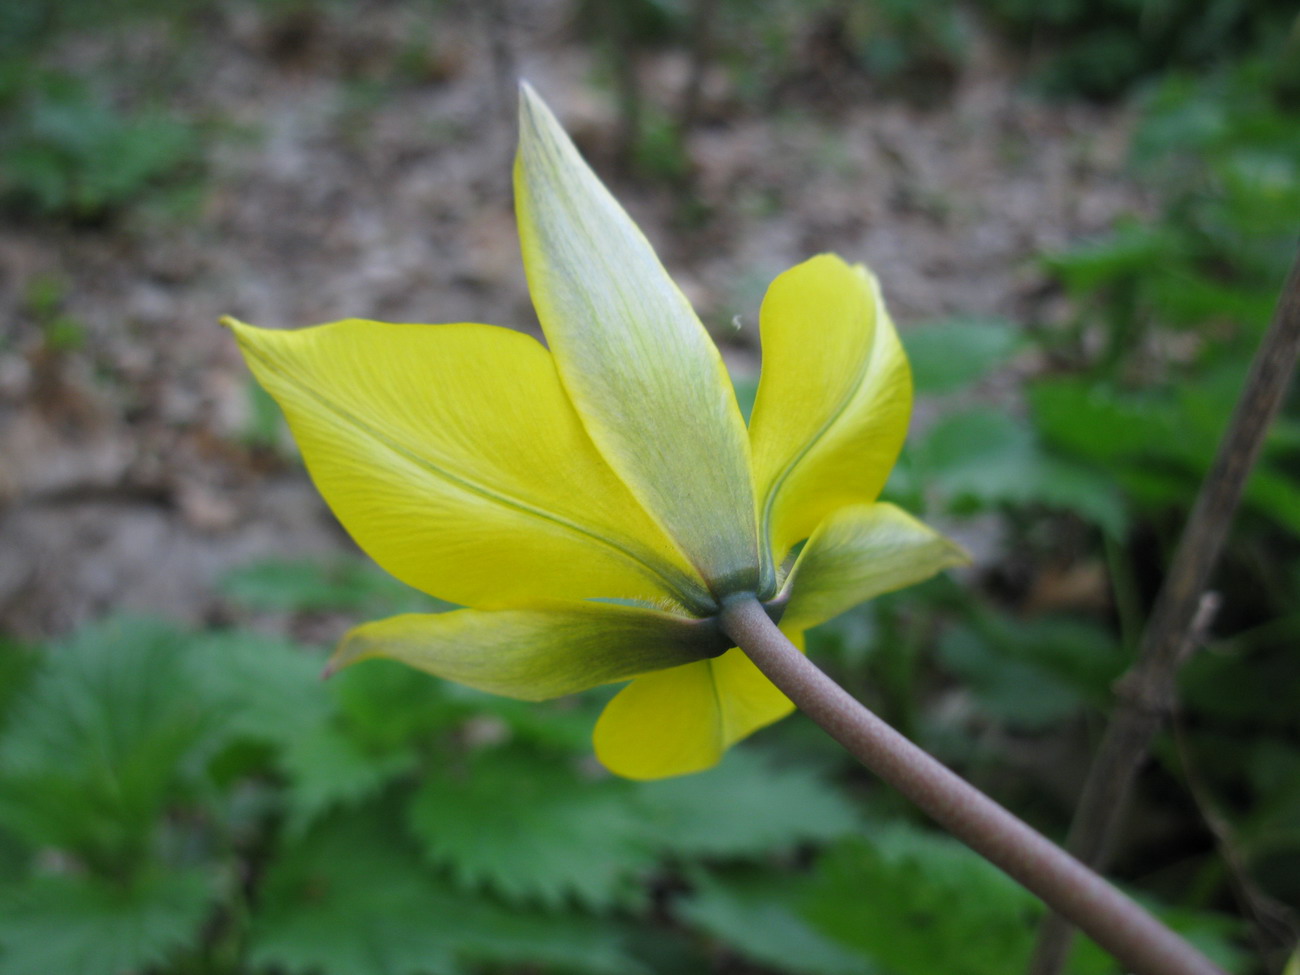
[0,1,1146,639]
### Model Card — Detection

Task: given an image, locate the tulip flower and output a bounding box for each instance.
[227,83,964,779]
[225,83,1240,975]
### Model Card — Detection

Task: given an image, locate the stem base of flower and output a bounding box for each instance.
[719,594,1225,975]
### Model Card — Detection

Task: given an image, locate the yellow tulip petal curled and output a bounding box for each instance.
[749,255,912,573]
[329,602,730,701]
[515,83,759,598]
[228,317,713,612]
[592,634,801,779]
[782,503,969,630]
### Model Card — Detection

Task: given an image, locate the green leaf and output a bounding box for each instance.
[939,627,1085,729]
[251,806,464,975]
[801,829,1039,975]
[903,318,1022,394]
[0,618,218,870]
[1030,457,1129,538]
[0,638,37,732]
[0,869,213,975]
[1030,380,1189,466]
[408,746,655,910]
[0,828,29,889]
[253,804,639,975]
[1042,221,1177,295]
[679,868,870,975]
[329,658,466,752]
[914,409,1039,505]
[914,407,1127,533]
[636,748,860,858]
[280,725,417,836]
[187,630,332,747]
[449,901,645,975]
[937,615,1122,729]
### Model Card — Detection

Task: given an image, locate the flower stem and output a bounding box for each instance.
[719,595,1226,975]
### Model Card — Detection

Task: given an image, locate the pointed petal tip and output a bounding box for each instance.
[516,80,550,129]
[948,538,975,568]
[324,629,373,680]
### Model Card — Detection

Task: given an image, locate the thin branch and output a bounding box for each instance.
[1028,248,1300,975]
[719,595,1226,975]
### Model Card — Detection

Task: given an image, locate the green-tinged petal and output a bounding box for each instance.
[749,254,912,572]
[328,602,732,701]
[514,84,759,597]
[592,634,802,780]
[782,503,968,630]
[227,317,714,612]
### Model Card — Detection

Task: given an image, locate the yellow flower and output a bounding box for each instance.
[226,85,966,780]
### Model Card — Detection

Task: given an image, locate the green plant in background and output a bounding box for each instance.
[0,71,201,221]
[1027,47,1300,636]
[3,0,1299,972]
[981,0,1299,99]
[0,569,1250,975]
[0,0,205,222]
[225,85,965,783]
[23,273,87,353]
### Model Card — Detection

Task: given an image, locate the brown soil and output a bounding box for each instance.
[0,2,1144,639]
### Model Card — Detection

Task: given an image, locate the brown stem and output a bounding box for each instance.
[1028,249,1300,975]
[719,595,1227,975]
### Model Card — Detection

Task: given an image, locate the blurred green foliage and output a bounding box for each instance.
[4,0,1300,973]
[0,0,204,221]
[0,583,1246,975]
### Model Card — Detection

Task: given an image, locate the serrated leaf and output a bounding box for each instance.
[679,869,870,975]
[903,318,1022,394]
[801,829,1039,975]
[451,902,646,975]
[0,617,218,868]
[0,869,213,975]
[251,806,463,975]
[187,630,332,747]
[280,726,417,836]
[253,804,639,975]
[408,746,654,910]
[636,748,859,858]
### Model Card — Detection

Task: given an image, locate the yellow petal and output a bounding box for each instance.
[227,317,714,612]
[782,503,969,630]
[592,634,801,780]
[749,255,912,576]
[328,602,730,701]
[514,84,759,598]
